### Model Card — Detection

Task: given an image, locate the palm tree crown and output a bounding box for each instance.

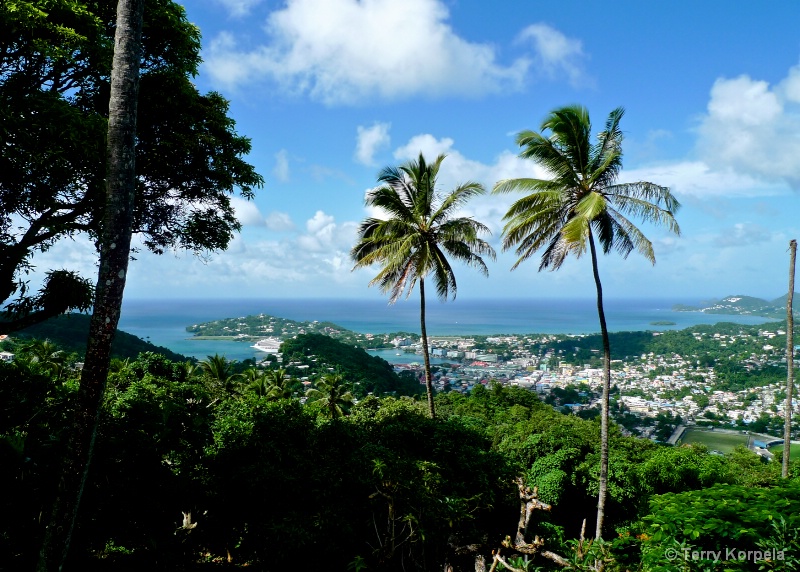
[305,372,354,419]
[495,105,680,271]
[200,354,242,396]
[351,153,495,418]
[351,153,495,302]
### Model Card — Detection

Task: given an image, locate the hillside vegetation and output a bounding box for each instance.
[11,313,187,361]
[2,344,799,570]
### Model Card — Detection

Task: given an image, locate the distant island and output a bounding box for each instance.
[673,294,799,321]
[649,320,676,326]
[186,313,414,349]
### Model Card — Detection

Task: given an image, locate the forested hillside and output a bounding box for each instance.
[9,313,187,362]
[280,332,423,396]
[2,345,798,570]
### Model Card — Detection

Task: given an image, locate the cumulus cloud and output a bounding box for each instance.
[696,63,800,189]
[265,211,295,232]
[516,23,588,86]
[713,222,773,247]
[202,0,531,104]
[298,210,358,252]
[273,149,290,182]
[214,0,263,17]
[622,161,786,199]
[120,210,363,297]
[355,122,391,165]
[230,196,266,226]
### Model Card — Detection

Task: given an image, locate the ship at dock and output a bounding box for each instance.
[252,337,282,353]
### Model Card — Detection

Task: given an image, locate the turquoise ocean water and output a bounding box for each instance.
[116,298,775,362]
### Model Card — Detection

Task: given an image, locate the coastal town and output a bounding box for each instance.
[187,311,799,445]
[385,326,797,440]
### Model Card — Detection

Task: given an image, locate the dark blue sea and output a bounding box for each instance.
[116,298,774,362]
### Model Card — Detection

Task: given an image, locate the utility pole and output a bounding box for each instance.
[783,239,796,479]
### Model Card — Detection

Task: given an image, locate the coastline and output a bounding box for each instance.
[118,297,779,362]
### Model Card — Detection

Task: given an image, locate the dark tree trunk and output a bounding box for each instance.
[420,278,436,419]
[588,233,610,540]
[784,239,796,479]
[36,1,144,569]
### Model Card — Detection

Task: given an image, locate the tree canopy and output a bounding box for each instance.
[0,0,263,333]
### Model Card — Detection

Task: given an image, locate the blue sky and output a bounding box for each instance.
[40,0,800,301]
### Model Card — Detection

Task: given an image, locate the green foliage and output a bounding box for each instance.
[1,346,795,570]
[638,481,800,570]
[281,332,422,396]
[0,0,262,332]
[526,448,578,505]
[637,445,733,495]
[305,371,355,418]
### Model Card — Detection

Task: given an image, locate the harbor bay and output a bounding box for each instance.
[117,297,773,362]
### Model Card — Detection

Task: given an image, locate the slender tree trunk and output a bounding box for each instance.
[420,278,436,419]
[37,1,143,569]
[783,239,796,479]
[588,233,610,540]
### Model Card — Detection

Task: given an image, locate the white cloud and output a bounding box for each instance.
[355,122,391,165]
[273,149,290,182]
[713,222,773,248]
[696,63,800,189]
[306,210,335,234]
[202,0,531,104]
[215,0,263,17]
[117,210,364,298]
[265,211,295,232]
[516,23,587,86]
[298,211,356,251]
[22,237,99,294]
[622,161,786,199]
[386,133,548,236]
[230,196,266,226]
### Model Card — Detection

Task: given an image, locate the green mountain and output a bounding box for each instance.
[673,293,800,320]
[10,313,188,361]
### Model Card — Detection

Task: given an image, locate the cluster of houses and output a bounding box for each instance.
[386,328,798,432]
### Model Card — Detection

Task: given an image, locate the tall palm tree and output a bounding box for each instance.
[351,153,495,419]
[38,1,145,568]
[493,105,680,539]
[305,372,354,419]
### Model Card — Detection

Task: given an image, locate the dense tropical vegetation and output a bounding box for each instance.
[2,343,798,570]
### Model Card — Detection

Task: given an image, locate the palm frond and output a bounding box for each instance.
[603,207,656,262]
[430,181,485,225]
[606,182,681,230]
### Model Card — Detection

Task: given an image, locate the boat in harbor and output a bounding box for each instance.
[252,337,282,353]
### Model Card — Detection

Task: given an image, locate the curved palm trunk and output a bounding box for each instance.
[588,233,610,540]
[783,239,796,479]
[419,278,436,419]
